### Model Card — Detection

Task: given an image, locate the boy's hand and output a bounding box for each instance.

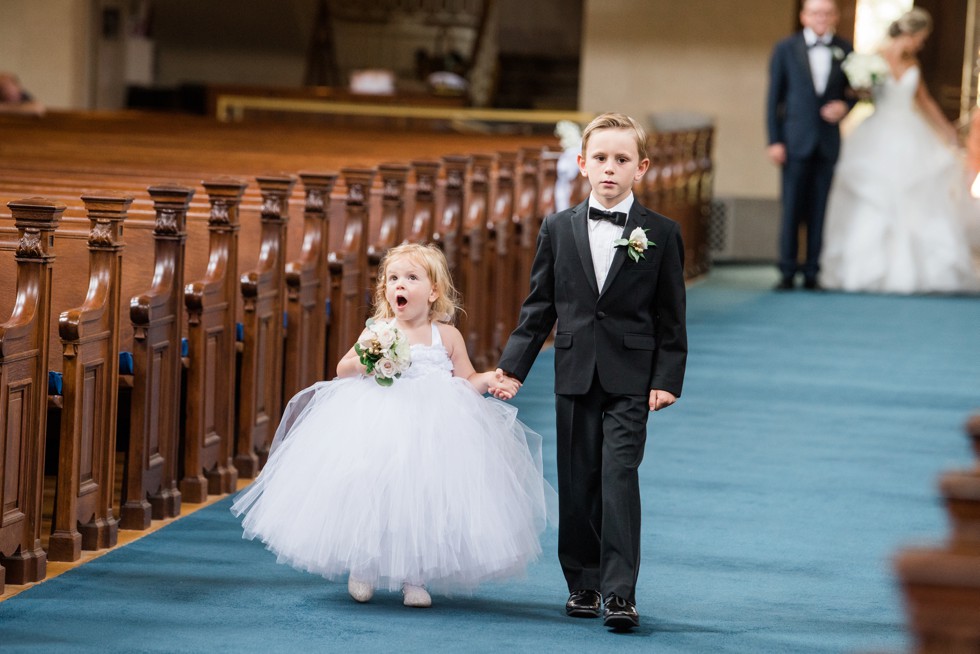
[649,389,676,412]
[488,369,521,400]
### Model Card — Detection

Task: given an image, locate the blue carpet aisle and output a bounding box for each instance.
[1,265,977,653]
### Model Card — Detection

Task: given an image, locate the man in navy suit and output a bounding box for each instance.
[767,0,853,290]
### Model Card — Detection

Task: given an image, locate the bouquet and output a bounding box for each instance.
[355,319,411,386]
[841,51,889,95]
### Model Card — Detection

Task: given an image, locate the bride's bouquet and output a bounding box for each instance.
[841,52,889,97]
[355,319,411,386]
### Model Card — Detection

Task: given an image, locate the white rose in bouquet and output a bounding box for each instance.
[354,319,412,386]
[841,52,889,92]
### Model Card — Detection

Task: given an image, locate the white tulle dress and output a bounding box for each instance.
[231,322,556,594]
[820,66,980,294]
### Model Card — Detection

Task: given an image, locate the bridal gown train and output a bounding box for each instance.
[820,66,980,293]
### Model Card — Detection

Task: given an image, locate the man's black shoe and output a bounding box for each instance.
[603,594,639,631]
[565,589,601,618]
[774,276,795,291]
[803,278,822,291]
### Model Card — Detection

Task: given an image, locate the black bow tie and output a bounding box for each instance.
[808,38,831,49]
[588,207,626,227]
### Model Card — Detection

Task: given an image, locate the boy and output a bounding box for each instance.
[497,112,687,631]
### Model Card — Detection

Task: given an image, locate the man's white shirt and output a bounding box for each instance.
[804,27,833,96]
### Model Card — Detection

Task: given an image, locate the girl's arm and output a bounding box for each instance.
[915,79,958,144]
[440,323,517,397]
[335,329,371,378]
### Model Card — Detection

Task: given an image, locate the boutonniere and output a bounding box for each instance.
[613,227,655,263]
[831,46,846,61]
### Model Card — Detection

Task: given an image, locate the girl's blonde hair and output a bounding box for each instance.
[372,243,460,323]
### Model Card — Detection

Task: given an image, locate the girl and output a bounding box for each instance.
[232,243,556,608]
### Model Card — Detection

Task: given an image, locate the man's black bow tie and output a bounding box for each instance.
[588,207,626,227]
[807,39,831,49]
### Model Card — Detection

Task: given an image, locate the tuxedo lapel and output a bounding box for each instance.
[570,201,600,296]
[599,204,648,297]
[793,33,817,98]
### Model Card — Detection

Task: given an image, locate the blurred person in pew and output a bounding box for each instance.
[498,113,687,633]
[0,72,45,116]
[232,243,556,609]
[819,8,980,294]
[767,0,855,291]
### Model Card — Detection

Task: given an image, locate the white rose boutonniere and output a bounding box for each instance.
[613,227,655,263]
[831,46,846,62]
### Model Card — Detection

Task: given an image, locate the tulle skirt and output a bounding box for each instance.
[231,374,557,594]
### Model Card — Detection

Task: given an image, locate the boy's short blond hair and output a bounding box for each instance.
[580,113,649,162]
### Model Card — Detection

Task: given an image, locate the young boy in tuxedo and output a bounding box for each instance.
[497,113,687,631]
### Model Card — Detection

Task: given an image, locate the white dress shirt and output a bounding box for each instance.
[804,27,833,96]
[588,192,633,291]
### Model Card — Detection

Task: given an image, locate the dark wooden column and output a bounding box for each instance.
[460,153,493,370]
[406,161,441,244]
[120,185,194,529]
[48,193,131,560]
[236,175,295,477]
[0,198,63,589]
[177,178,248,506]
[326,168,376,377]
[435,155,470,275]
[284,171,337,401]
[490,152,517,360]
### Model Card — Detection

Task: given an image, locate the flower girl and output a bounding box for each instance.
[232,243,556,608]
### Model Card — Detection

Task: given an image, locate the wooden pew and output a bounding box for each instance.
[176,179,249,509]
[513,147,542,322]
[118,186,195,530]
[283,172,338,402]
[235,175,295,478]
[434,155,470,276]
[489,152,518,362]
[47,194,131,562]
[458,154,494,370]
[0,199,63,591]
[325,168,376,380]
[893,415,980,653]
[406,161,440,245]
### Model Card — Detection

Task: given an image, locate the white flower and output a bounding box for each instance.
[831,46,846,61]
[841,51,889,91]
[554,120,583,150]
[614,227,654,263]
[371,322,397,349]
[375,357,398,379]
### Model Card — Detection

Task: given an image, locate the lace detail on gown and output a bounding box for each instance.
[820,66,980,293]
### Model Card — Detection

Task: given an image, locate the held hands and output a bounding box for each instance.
[488,368,522,400]
[649,389,676,412]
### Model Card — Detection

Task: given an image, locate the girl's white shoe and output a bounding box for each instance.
[402,584,432,608]
[348,577,374,603]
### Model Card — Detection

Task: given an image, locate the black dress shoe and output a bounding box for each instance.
[774,277,795,291]
[803,278,822,291]
[603,594,639,631]
[565,589,601,618]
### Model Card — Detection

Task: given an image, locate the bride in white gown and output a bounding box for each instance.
[820,8,980,294]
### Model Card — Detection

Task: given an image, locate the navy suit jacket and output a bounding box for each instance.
[767,32,854,160]
[499,200,687,397]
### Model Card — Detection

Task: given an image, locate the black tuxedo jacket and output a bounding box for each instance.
[499,200,687,397]
[767,32,854,160]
